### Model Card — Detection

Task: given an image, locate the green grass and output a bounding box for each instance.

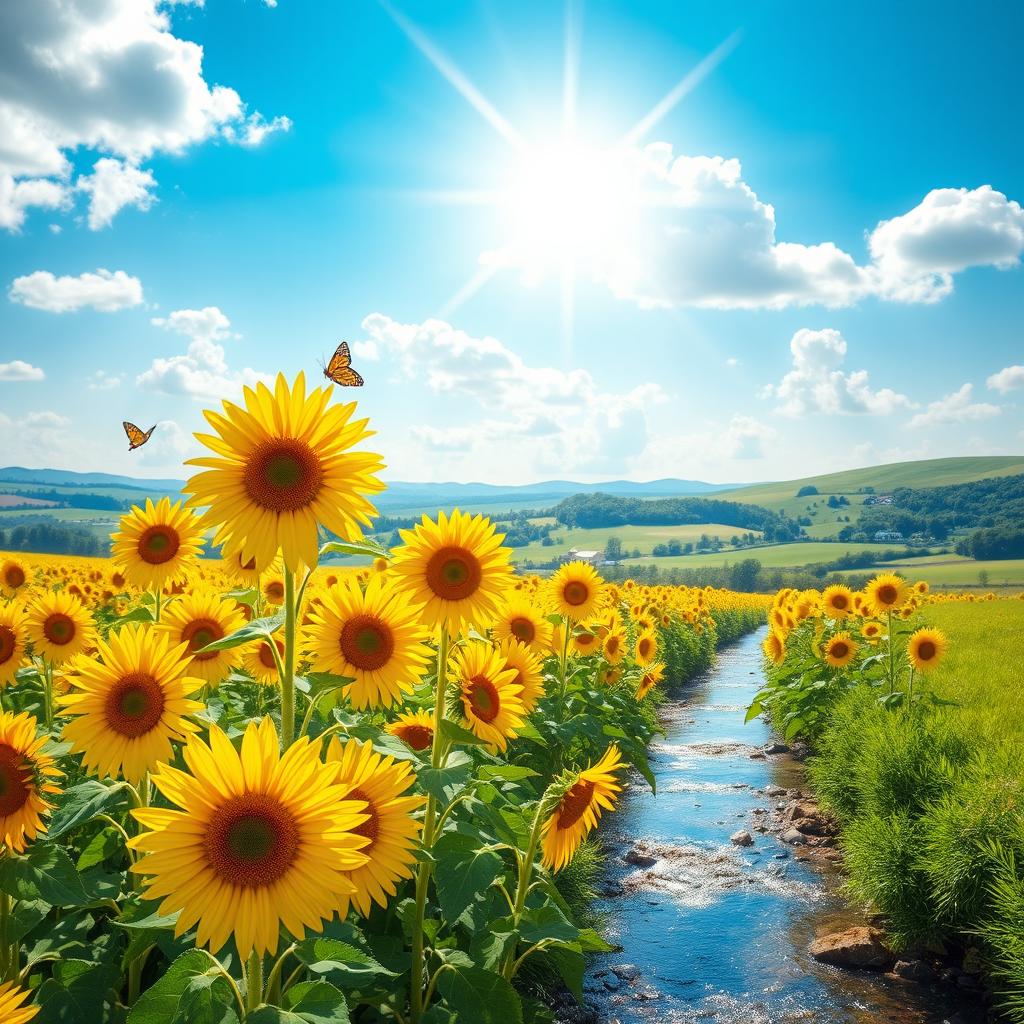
[881,558,1024,587]
[617,540,896,570]
[0,507,121,522]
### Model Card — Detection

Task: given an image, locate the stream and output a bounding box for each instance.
[580,626,967,1024]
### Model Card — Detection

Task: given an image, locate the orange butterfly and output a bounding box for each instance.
[322,341,364,387]
[123,421,156,451]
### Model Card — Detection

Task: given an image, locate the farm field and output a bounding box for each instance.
[618,540,897,569]
[0,507,121,522]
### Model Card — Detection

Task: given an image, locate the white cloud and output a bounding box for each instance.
[766,328,914,416]
[151,306,235,343]
[0,410,74,464]
[8,269,144,313]
[0,360,45,381]
[0,0,289,232]
[77,159,157,230]
[725,357,741,368]
[351,340,380,362]
[987,365,1024,394]
[908,383,1001,429]
[720,415,775,459]
[86,370,124,390]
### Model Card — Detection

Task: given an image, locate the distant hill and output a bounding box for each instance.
[0,467,184,491]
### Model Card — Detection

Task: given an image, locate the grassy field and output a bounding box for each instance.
[0,507,121,522]
[616,540,895,569]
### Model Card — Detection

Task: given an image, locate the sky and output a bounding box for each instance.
[0,0,1022,486]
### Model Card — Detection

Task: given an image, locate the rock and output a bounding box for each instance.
[785,800,820,820]
[764,742,790,755]
[962,946,985,975]
[624,849,658,868]
[781,827,806,846]
[603,974,621,991]
[765,784,787,797]
[891,959,937,983]
[752,807,767,815]
[748,750,767,760]
[610,964,641,982]
[790,816,827,836]
[773,851,789,859]
[808,926,895,970]
[730,830,755,847]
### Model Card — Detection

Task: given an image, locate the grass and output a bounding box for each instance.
[884,558,1024,587]
[0,507,121,522]
[617,540,897,569]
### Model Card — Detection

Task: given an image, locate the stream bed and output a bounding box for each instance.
[580,626,971,1024]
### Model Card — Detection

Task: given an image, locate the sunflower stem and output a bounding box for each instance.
[0,888,11,982]
[280,567,297,749]
[153,588,162,623]
[409,626,450,1023]
[245,949,264,1011]
[42,659,53,731]
[502,800,546,979]
[886,610,895,695]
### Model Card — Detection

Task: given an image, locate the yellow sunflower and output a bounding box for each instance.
[636,662,665,700]
[0,603,29,689]
[226,548,262,586]
[130,718,370,957]
[491,597,553,653]
[242,636,285,685]
[541,744,624,872]
[157,590,247,685]
[326,736,424,917]
[261,567,286,606]
[60,624,204,783]
[861,620,885,642]
[762,630,786,665]
[571,626,602,657]
[0,558,30,598]
[821,584,854,618]
[823,632,858,669]
[390,510,512,634]
[602,629,627,665]
[496,637,545,713]
[864,573,909,616]
[386,709,435,751]
[111,498,205,591]
[634,630,658,666]
[450,641,525,752]
[184,372,385,572]
[303,574,431,709]
[907,627,947,672]
[25,590,95,665]
[547,561,603,622]
[0,710,63,852]
[0,981,37,1024]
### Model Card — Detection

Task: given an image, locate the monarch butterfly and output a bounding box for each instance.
[123,421,156,451]
[322,341,364,387]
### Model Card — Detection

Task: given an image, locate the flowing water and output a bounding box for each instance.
[584,626,964,1024]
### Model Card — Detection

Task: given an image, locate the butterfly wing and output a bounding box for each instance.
[325,341,364,386]
[124,421,156,450]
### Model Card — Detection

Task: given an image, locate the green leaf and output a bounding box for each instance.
[35,959,121,1023]
[196,614,285,654]
[576,927,615,953]
[438,719,488,748]
[248,981,351,1024]
[319,537,390,561]
[293,937,395,989]
[6,899,48,944]
[115,606,156,625]
[0,843,90,906]
[436,965,522,1024]
[518,905,579,945]
[547,945,585,1000]
[433,832,504,924]
[128,949,239,1024]
[77,827,122,871]
[47,779,134,840]
[476,765,539,782]
[417,750,473,803]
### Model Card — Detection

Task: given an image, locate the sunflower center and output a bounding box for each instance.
[830,641,849,660]
[425,546,482,601]
[111,572,126,589]
[563,581,589,607]
[467,674,500,723]
[347,787,379,844]
[0,743,32,817]
[42,613,76,646]
[264,581,285,603]
[606,637,620,655]
[876,584,899,606]
[917,640,937,661]
[238,555,258,572]
[638,637,652,657]
[399,724,432,750]
[181,618,223,662]
[104,672,166,738]
[3,565,25,589]
[576,632,597,649]
[258,640,283,670]
[205,793,300,888]
[557,779,596,830]
[137,525,181,566]
[0,626,15,666]
[339,614,394,671]
[244,438,324,513]
[509,617,536,644]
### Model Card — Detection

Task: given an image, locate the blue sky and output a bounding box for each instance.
[1,0,1022,485]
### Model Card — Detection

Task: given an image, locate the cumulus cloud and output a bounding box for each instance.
[0,360,45,381]
[987,365,1024,394]
[0,0,289,232]
[908,383,1001,429]
[8,269,144,312]
[0,410,74,464]
[766,328,914,416]
[86,370,124,391]
[76,159,157,230]
[151,306,235,343]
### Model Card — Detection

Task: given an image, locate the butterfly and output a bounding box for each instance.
[322,341,364,387]
[123,421,156,451]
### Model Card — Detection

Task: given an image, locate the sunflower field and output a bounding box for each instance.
[0,373,766,1024]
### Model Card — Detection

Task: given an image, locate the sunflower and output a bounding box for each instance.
[60,624,204,783]
[0,981,37,1024]
[913,580,929,595]
[25,590,95,665]
[636,662,666,700]
[821,584,854,618]
[262,569,286,606]
[861,620,885,642]
[0,603,29,689]
[390,510,512,634]
[864,573,908,616]
[226,548,262,587]
[242,636,285,685]
[326,737,424,917]
[111,498,205,591]
[496,637,545,713]
[823,632,857,669]
[762,630,786,665]
[541,744,624,872]
[157,591,247,685]
[547,561,603,622]
[386,710,435,751]
[130,719,370,957]
[634,630,658,666]
[450,641,525,752]
[184,373,385,572]
[491,597,553,653]
[571,627,602,657]
[0,558,30,598]
[602,629,627,666]
[0,710,62,852]
[303,574,431,709]
[907,627,947,672]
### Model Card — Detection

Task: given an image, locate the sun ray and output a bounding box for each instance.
[562,0,583,133]
[436,262,503,320]
[621,29,743,145]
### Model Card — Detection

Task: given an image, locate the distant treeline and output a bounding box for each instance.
[551,492,801,542]
[956,526,1024,560]
[0,488,125,511]
[0,522,107,557]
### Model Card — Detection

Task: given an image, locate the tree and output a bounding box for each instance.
[604,536,623,561]
[796,485,819,497]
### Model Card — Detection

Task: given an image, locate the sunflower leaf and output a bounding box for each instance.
[436,964,523,1024]
[438,719,488,748]
[319,538,390,561]
[248,980,352,1023]
[0,842,91,907]
[196,614,285,653]
[433,832,504,925]
[128,949,239,1024]
[46,779,135,840]
[293,937,395,988]
[417,750,473,803]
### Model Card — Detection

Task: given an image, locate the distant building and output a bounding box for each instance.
[863,494,895,506]
[873,530,903,543]
[557,548,604,566]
